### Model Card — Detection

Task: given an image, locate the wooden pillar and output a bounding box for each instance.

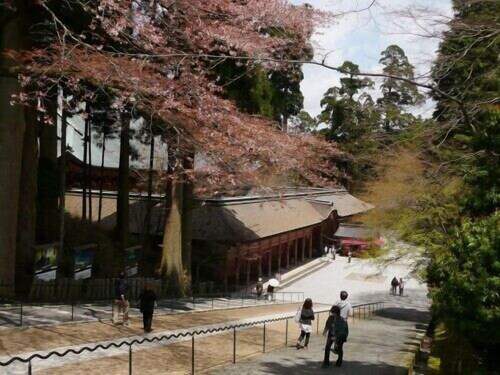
[301,237,305,262]
[246,259,251,290]
[309,233,313,259]
[235,251,241,288]
[286,240,290,269]
[267,248,272,277]
[320,228,324,257]
[294,239,298,266]
[278,244,282,273]
[223,256,228,293]
[258,256,262,278]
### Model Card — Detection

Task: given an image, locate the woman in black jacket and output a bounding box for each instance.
[296,298,315,349]
[139,282,157,333]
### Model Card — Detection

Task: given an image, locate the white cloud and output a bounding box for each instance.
[290,0,453,118]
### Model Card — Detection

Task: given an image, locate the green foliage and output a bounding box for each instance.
[378,45,424,107]
[427,2,500,366]
[461,110,500,216]
[289,110,317,133]
[427,323,489,374]
[216,61,304,125]
[428,213,500,346]
[377,45,424,132]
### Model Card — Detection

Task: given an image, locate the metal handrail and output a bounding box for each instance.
[0,301,385,369]
[0,292,305,328]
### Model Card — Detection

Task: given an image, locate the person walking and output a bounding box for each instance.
[113,272,129,326]
[322,305,348,368]
[256,278,264,300]
[398,277,405,296]
[332,245,336,260]
[296,298,315,350]
[267,283,275,302]
[139,282,156,333]
[390,277,399,295]
[348,250,352,263]
[335,291,352,337]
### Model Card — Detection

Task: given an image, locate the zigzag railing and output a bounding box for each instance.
[0,301,384,374]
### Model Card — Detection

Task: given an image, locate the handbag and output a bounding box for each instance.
[293,307,302,323]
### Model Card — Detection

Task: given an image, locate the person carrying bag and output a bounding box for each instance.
[296,298,315,350]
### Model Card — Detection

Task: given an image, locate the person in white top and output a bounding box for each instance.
[335,291,352,338]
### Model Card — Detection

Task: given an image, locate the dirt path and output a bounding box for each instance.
[0,303,310,357]
[36,310,333,375]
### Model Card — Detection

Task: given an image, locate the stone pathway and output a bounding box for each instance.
[210,306,429,374]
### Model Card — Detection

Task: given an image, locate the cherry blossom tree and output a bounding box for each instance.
[2,0,340,294]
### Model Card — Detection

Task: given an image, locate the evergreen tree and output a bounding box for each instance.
[377,45,424,132]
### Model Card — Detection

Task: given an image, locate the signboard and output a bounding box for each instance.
[124,245,141,277]
[34,243,59,280]
[74,244,96,280]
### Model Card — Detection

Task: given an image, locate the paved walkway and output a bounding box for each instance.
[210,253,430,374]
[211,306,429,374]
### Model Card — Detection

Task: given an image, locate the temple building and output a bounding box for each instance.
[191,188,374,290]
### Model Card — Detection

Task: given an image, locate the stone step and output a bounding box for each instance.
[278,260,330,289]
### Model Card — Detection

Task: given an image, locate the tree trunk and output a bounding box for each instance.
[161,179,184,295]
[181,155,193,281]
[59,98,68,276]
[82,112,88,221]
[160,138,185,295]
[282,113,289,133]
[141,132,155,275]
[15,105,38,294]
[0,3,33,296]
[116,114,130,251]
[98,135,106,223]
[87,117,92,222]
[145,133,155,235]
[36,97,59,243]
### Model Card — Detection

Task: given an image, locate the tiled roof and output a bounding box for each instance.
[64,188,374,242]
[192,198,334,242]
[65,192,165,234]
[335,224,378,239]
[308,192,374,217]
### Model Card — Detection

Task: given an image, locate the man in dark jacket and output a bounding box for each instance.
[113,272,129,326]
[322,305,348,368]
[139,283,157,333]
[256,278,264,300]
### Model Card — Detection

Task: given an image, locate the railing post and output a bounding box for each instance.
[364,305,366,319]
[285,319,288,346]
[316,313,319,334]
[233,327,236,364]
[263,323,266,353]
[28,360,32,375]
[129,343,132,375]
[191,335,195,374]
[20,302,23,327]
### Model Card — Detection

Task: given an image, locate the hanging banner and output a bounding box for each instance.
[124,245,141,277]
[34,243,59,280]
[74,244,96,280]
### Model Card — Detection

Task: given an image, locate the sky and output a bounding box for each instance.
[289,0,453,118]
